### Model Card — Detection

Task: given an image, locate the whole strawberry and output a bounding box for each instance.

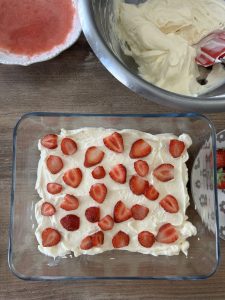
[216,149,225,169]
[217,168,225,189]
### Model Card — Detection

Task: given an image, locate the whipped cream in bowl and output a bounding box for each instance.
[114,0,225,96]
[35,127,197,258]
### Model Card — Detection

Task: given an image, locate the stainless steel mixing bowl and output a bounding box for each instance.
[78,0,225,112]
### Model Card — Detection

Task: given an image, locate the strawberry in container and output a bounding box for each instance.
[34,127,198,260]
[214,149,225,189]
[217,169,225,190]
[210,148,225,189]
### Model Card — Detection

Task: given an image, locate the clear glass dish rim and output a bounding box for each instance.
[8,112,220,281]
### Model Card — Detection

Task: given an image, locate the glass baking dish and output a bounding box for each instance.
[9,112,219,280]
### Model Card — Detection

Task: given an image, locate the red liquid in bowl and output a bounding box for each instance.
[0,0,75,56]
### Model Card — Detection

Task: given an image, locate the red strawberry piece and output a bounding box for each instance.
[41,202,56,216]
[169,139,185,158]
[160,195,179,213]
[144,183,159,201]
[41,134,58,149]
[60,194,79,211]
[134,160,149,177]
[138,231,155,248]
[218,181,225,189]
[60,214,80,231]
[91,231,104,247]
[131,204,149,220]
[92,166,106,179]
[46,155,63,174]
[80,236,93,250]
[217,168,225,189]
[63,168,82,188]
[89,183,107,204]
[153,164,174,182]
[109,164,127,184]
[42,228,61,247]
[112,231,130,248]
[47,183,62,194]
[103,132,124,153]
[61,138,77,155]
[156,223,179,244]
[98,215,114,231]
[85,207,100,223]
[114,200,132,223]
[129,139,152,159]
[84,146,105,168]
[216,149,225,169]
[129,175,148,195]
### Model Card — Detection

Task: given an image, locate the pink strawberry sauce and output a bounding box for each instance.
[0,0,75,56]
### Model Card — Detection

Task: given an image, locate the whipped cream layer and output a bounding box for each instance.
[35,128,197,258]
[115,0,225,96]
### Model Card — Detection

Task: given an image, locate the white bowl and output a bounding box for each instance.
[0,0,81,66]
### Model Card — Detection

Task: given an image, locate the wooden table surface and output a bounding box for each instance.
[1,36,225,300]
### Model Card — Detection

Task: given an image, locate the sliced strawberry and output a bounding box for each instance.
[42,228,61,247]
[61,137,77,155]
[47,183,62,194]
[144,183,159,201]
[41,134,58,149]
[112,231,130,248]
[129,139,152,159]
[63,168,82,188]
[109,164,127,184]
[60,194,79,211]
[131,204,149,220]
[46,155,63,174]
[80,236,93,250]
[92,166,106,179]
[114,200,132,223]
[156,223,179,244]
[85,207,100,223]
[103,132,124,153]
[138,231,155,248]
[60,214,80,231]
[153,164,174,182]
[98,215,114,231]
[89,183,107,204]
[84,146,105,168]
[91,231,104,247]
[169,139,185,158]
[160,195,179,213]
[41,202,56,216]
[129,175,148,195]
[134,160,149,177]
